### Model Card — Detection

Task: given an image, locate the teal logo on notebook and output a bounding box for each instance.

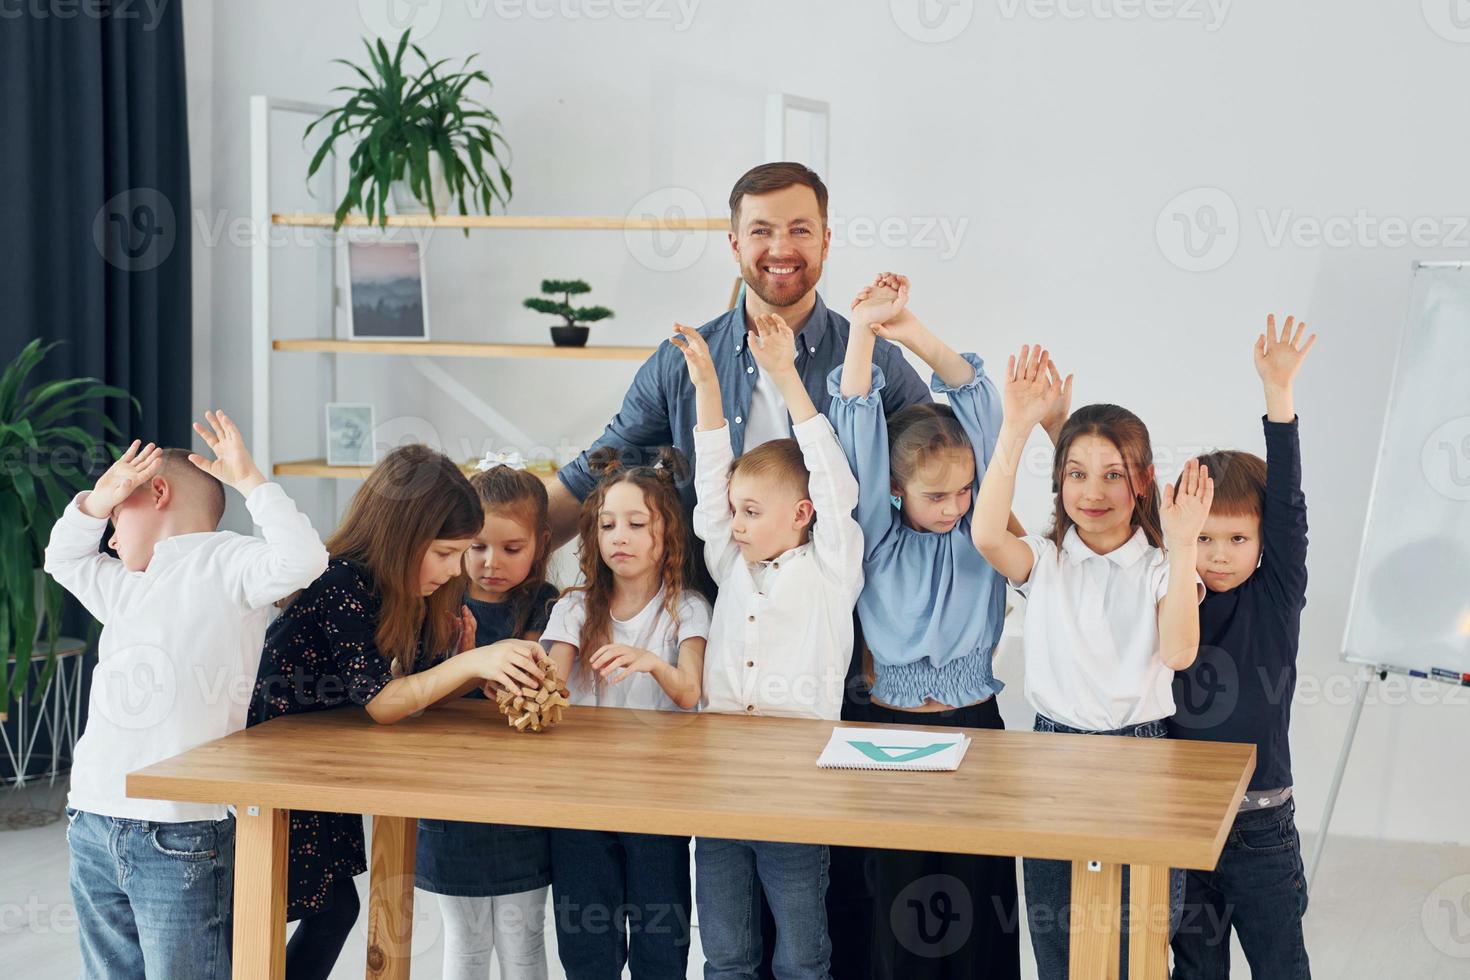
[850,741,953,763]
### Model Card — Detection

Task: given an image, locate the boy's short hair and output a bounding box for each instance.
[160,448,226,527]
[1190,449,1267,518]
[729,438,811,502]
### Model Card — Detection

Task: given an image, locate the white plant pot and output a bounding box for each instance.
[389,156,451,215]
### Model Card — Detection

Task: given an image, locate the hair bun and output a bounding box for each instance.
[651,446,690,485]
[587,446,625,479]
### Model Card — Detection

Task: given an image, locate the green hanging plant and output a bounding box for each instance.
[0,340,135,715]
[304,30,513,232]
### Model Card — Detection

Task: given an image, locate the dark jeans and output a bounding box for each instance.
[549,829,692,980]
[1022,714,1185,980]
[866,698,1021,980]
[1171,798,1311,979]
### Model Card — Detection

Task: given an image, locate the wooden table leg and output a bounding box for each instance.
[233,805,288,980]
[1068,859,1122,980]
[365,815,417,980]
[1127,864,1171,980]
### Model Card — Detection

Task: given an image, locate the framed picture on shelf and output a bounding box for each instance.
[325,403,376,467]
[344,239,429,341]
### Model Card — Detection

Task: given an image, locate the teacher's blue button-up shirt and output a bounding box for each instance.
[557,291,933,515]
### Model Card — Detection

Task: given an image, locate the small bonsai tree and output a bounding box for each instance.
[523,279,614,329]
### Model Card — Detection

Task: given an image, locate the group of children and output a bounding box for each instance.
[46,276,1315,980]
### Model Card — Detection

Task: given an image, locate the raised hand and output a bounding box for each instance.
[1040,358,1075,443]
[849,271,909,327]
[670,323,717,388]
[80,439,164,520]
[188,410,266,496]
[1002,345,1065,430]
[749,312,799,378]
[1255,314,1316,390]
[1162,458,1214,548]
[1254,314,1316,422]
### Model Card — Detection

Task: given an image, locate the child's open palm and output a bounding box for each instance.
[749,313,798,376]
[1254,314,1316,390]
[1003,345,1065,429]
[189,410,266,495]
[82,439,164,519]
[670,323,717,388]
[1162,458,1214,547]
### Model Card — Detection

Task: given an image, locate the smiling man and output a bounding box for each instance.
[548,162,931,546]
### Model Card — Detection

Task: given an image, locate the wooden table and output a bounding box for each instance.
[127,702,1253,980]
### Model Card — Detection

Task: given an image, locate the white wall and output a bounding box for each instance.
[186,0,1470,846]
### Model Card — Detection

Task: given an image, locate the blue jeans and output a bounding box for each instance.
[1022,715,1185,980]
[1171,798,1311,979]
[695,838,832,980]
[66,807,234,980]
[549,829,691,980]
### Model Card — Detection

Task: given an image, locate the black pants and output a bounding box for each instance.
[285,877,360,980]
[864,699,1022,980]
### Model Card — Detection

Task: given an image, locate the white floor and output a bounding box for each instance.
[4,782,1469,978]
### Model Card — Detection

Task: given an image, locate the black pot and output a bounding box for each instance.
[550,325,590,348]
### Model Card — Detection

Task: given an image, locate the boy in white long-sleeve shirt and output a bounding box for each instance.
[670,314,862,980]
[44,411,328,980]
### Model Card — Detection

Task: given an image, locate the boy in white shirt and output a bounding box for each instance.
[671,314,862,980]
[44,411,328,980]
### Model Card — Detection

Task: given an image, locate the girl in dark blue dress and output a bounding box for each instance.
[416,458,561,980]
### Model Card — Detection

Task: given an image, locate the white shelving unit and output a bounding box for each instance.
[247,94,730,491]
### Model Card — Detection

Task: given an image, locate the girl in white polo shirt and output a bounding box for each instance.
[971,345,1212,980]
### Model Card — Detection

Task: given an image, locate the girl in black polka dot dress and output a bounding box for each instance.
[248,446,548,980]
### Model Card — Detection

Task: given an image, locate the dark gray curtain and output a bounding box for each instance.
[0,0,193,447]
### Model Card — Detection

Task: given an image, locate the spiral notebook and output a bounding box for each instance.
[816,727,972,771]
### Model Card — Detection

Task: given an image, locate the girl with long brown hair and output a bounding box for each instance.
[248,445,546,980]
[539,446,710,979]
[971,346,1214,979]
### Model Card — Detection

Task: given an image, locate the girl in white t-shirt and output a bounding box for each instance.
[540,445,710,978]
[971,345,1212,980]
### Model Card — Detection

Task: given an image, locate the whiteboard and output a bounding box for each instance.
[1342,261,1470,679]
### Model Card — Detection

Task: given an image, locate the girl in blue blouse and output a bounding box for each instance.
[827,273,1047,980]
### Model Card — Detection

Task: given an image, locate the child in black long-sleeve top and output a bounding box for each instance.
[1169,314,1317,980]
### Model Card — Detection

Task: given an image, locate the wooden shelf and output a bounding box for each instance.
[273,339,656,361]
[273,212,729,231]
[274,459,559,480]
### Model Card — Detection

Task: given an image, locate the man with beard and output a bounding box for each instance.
[548,161,929,545]
[545,162,932,979]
